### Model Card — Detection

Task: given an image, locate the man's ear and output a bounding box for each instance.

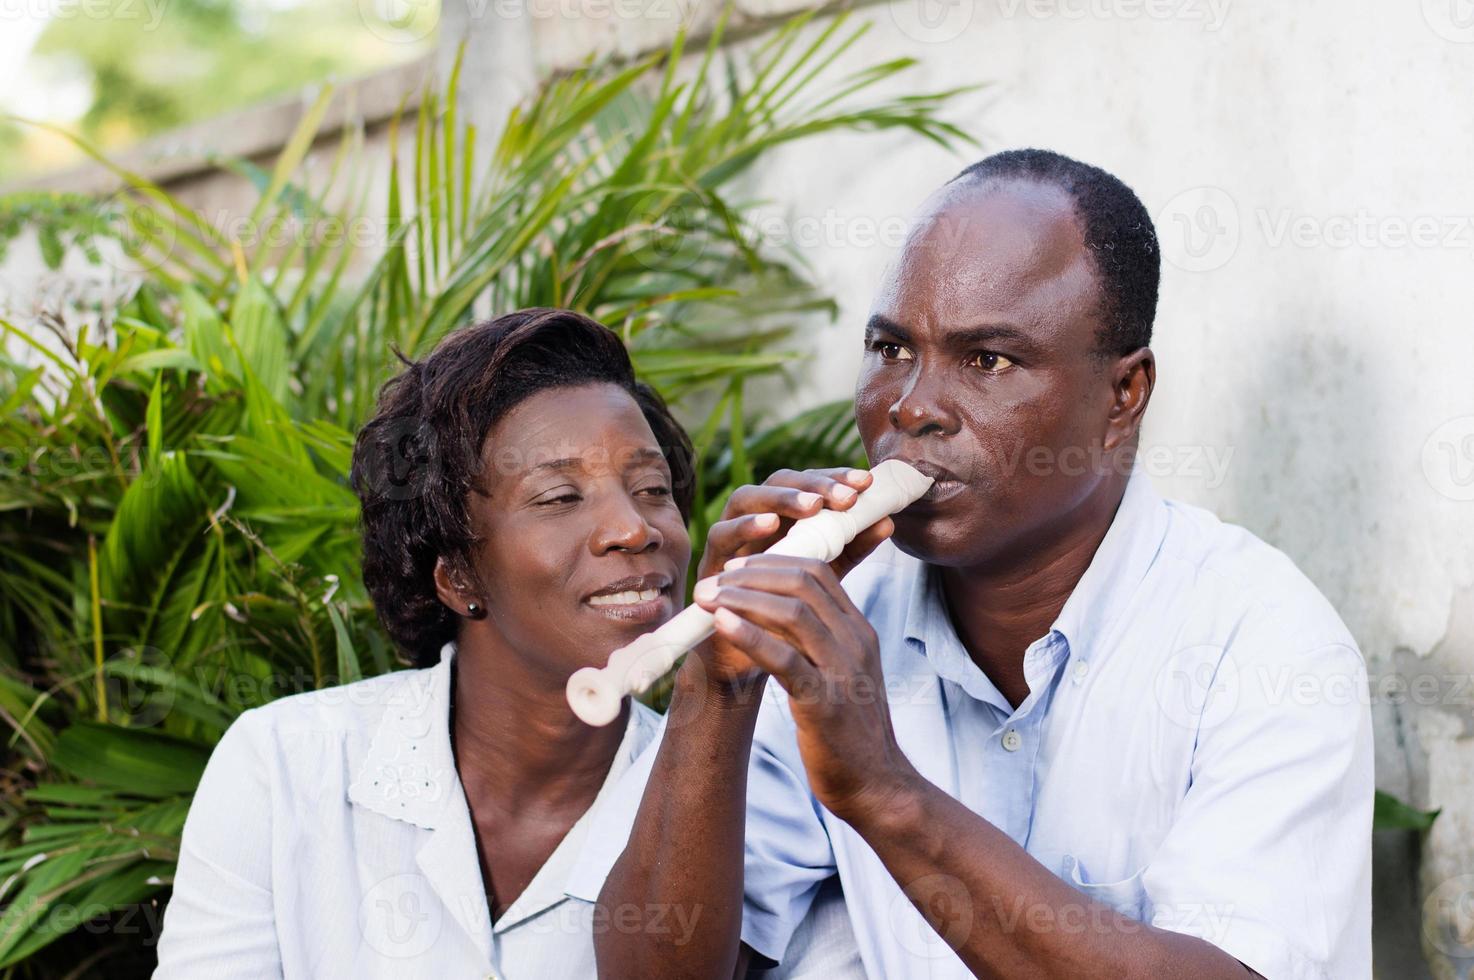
[1103,347,1155,451]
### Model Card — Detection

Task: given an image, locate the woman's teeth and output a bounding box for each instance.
[588,588,663,607]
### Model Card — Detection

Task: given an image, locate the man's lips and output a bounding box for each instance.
[891,458,968,504]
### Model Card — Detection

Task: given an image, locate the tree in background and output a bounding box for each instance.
[0,0,435,182]
[0,12,975,975]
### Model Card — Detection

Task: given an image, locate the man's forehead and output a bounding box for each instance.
[871,177,1097,337]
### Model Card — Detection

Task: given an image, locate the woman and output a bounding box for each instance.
[155,307,865,978]
[155,309,700,977]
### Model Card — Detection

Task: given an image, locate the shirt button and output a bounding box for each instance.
[1001,728,1022,752]
[1073,660,1089,684]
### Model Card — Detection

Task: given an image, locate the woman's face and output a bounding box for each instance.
[459,382,692,683]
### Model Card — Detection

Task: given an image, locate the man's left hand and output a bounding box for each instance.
[691,554,920,824]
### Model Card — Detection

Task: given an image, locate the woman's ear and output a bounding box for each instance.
[433,555,487,619]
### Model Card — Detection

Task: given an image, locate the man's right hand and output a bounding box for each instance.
[688,466,895,693]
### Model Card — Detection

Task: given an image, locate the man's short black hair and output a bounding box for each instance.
[951,149,1159,356]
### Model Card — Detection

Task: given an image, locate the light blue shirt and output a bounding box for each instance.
[739,470,1373,979]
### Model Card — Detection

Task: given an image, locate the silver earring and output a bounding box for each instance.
[466,602,482,618]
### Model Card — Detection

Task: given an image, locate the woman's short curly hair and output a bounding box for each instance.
[349,308,696,667]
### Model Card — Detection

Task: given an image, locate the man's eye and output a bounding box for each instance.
[970,351,1014,372]
[869,340,912,361]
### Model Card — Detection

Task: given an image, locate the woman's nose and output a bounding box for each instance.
[591,493,662,554]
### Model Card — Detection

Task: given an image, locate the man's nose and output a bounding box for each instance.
[889,365,961,438]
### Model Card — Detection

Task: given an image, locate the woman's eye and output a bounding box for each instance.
[638,484,672,497]
[970,351,1014,372]
[536,492,581,506]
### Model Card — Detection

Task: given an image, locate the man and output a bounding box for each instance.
[595,149,1372,979]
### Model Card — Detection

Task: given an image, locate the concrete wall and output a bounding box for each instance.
[5,0,1472,975]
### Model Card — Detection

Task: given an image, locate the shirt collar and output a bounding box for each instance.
[902,557,1015,710]
[498,702,659,927]
[346,640,459,829]
[346,641,662,939]
[1049,465,1169,657]
[902,466,1169,669]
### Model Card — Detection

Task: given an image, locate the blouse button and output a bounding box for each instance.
[1001,728,1022,752]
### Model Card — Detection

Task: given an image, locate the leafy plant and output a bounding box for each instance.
[1373,789,1439,832]
[0,10,973,972]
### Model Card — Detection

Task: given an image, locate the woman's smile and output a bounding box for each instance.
[583,573,675,624]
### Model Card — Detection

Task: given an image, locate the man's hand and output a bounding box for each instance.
[692,554,919,822]
[690,468,895,694]
[597,469,890,980]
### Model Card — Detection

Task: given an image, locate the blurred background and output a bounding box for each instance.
[1,0,1471,977]
[0,0,435,182]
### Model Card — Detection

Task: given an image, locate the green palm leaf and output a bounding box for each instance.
[0,11,978,971]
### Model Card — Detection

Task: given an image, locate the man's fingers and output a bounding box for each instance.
[769,467,873,499]
[701,467,879,576]
[694,579,838,662]
[711,608,818,692]
[718,555,858,628]
[833,516,894,579]
[727,469,869,521]
[700,512,782,574]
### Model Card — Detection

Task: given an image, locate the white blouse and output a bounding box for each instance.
[154,641,865,979]
[154,641,662,979]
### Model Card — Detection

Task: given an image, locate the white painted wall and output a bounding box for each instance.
[720,2,1473,975]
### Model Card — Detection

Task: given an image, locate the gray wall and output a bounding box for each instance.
[728,6,1473,975]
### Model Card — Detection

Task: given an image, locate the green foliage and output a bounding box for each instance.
[1373,789,1439,832]
[1,0,433,182]
[0,12,971,971]
[0,193,119,269]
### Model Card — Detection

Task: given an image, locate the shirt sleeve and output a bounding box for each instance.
[764,876,866,979]
[741,687,838,965]
[154,708,283,979]
[1141,640,1374,980]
